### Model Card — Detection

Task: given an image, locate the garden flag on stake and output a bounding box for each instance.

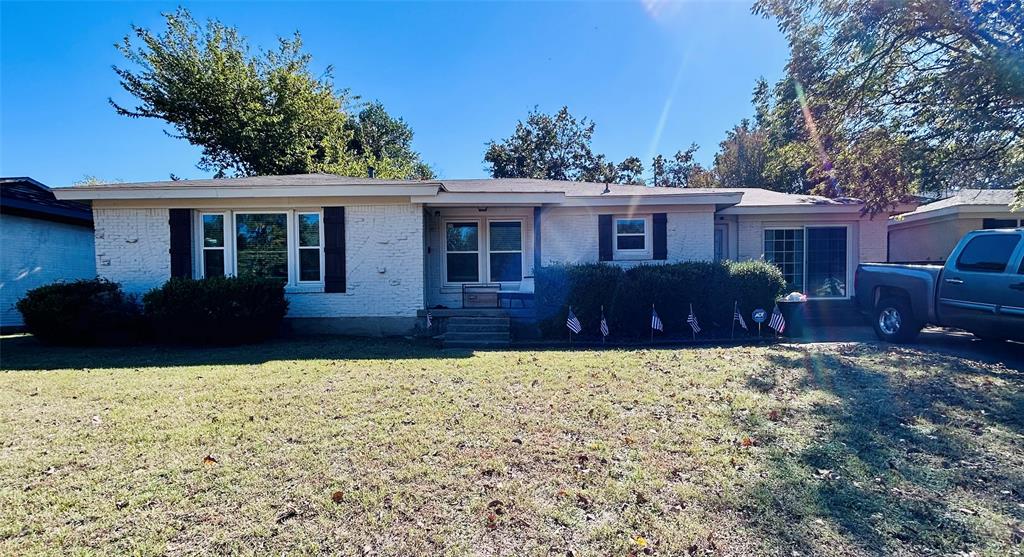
[426,309,433,329]
[566,307,582,335]
[600,306,610,340]
[687,304,701,338]
[769,304,786,334]
[650,305,663,343]
[733,302,748,331]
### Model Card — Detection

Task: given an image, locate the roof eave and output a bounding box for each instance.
[53,183,442,201]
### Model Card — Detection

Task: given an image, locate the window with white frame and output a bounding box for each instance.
[445,221,480,283]
[764,226,849,298]
[489,221,522,282]
[196,210,323,286]
[615,218,646,251]
[201,213,226,277]
[296,213,322,282]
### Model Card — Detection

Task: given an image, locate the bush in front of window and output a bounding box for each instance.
[16,279,146,345]
[143,276,289,344]
[536,260,786,339]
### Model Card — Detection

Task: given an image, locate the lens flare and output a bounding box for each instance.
[795,81,839,195]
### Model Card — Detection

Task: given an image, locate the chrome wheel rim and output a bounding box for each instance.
[878,307,901,335]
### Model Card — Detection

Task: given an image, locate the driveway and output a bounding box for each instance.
[804,325,1024,369]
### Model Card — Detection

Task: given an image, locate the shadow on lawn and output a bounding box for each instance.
[0,334,471,371]
[744,344,1024,555]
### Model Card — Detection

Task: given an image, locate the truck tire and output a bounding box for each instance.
[873,297,922,343]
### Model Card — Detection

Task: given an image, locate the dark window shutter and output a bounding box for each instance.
[323,207,346,293]
[653,213,667,260]
[533,206,543,273]
[598,214,613,261]
[168,209,192,278]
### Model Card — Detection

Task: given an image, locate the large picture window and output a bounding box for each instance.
[194,210,323,288]
[446,222,480,283]
[764,226,849,298]
[489,221,523,282]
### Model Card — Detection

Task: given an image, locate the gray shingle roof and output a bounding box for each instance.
[897,188,1017,217]
[1,177,92,225]
[437,178,727,197]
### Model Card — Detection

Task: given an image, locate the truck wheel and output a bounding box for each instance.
[873,298,922,343]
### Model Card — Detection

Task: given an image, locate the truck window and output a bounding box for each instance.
[956,235,1020,273]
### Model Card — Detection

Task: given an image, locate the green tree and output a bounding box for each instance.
[112,8,431,180]
[344,101,434,179]
[484,106,642,184]
[651,144,713,187]
[753,0,1024,212]
[713,119,768,188]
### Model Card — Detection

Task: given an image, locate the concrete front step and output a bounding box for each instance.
[444,331,510,342]
[443,340,511,349]
[446,323,511,333]
[447,317,510,326]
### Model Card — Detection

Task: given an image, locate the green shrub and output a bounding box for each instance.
[536,260,785,339]
[16,279,145,345]
[143,276,289,344]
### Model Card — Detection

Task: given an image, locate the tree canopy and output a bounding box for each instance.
[112,8,432,180]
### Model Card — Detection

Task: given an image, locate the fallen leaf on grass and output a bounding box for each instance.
[740,437,754,447]
[331,490,344,504]
[202,455,218,466]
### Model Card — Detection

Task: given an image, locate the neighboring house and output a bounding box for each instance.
[1,177,96,329]
[55,175,897,335]
[889,189,1022,263]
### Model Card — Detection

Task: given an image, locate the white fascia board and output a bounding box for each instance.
[560,193,742,207]
[412,192,566,205]
[53,184,440,201]
[890,203,1022,226]
[717,204,867,215]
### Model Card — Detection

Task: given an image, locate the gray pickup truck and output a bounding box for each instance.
[855,229,1024,342]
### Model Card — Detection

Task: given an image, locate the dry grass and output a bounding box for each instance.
[0,335,1021,556]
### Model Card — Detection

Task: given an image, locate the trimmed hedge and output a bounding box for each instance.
[15,279,145,345]
[536,260,786,339]
[142,276,289,344]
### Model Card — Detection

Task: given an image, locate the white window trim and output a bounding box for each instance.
[192,209,325,292]
[197,212,229,278]
[613,216,651,261]
[295,211,325,285]
[763,224,853,300]
[487,219,525,284]
[442,218,482,286]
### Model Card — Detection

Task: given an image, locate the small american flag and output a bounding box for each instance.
[651,306,663,332]
[600,308,609,338]
[769,304,786,333]
[426,310,433,329]
[566,307,582,334]
[687,304,701,334]
[734,302,748,330]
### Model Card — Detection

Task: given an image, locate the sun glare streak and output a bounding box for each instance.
[794,81,839,195]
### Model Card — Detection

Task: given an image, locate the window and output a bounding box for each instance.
[297,213,322,282]
[983,218,1020,229]
[446,222,479,283]
[806,227,847,297]
[956,234,1020,273]
[201,213,226,277]
[489,221,522,282]
[615,218,646,251]
[764,229,804,292]
[235,213,289,280]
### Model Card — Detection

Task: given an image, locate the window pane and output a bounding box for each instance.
[490,253,522,282]
[617,235,645,250]
[764,229,804,292]
[956,235,1020,273]
[489,222,522,251]
[235,213,288,280]
[446,223,478,252]
[298,214,320,247]
[446,253,479,282]
[203,214,224,248]
[806,227,847,297]
[203,250,225,277]
[982,218,1018,229]
[616,219,645,234]
[299,248,320,282]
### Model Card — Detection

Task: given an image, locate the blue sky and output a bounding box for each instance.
[0,1,788,186]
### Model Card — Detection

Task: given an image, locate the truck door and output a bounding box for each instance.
[937,232,1023,337]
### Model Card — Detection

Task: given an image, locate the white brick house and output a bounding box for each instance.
[55,175,898,335]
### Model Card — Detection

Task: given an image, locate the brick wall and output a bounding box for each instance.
[94,208,171,295]
[0,214,96,327]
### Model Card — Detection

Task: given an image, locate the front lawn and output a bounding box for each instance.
[1,336,1021,556]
